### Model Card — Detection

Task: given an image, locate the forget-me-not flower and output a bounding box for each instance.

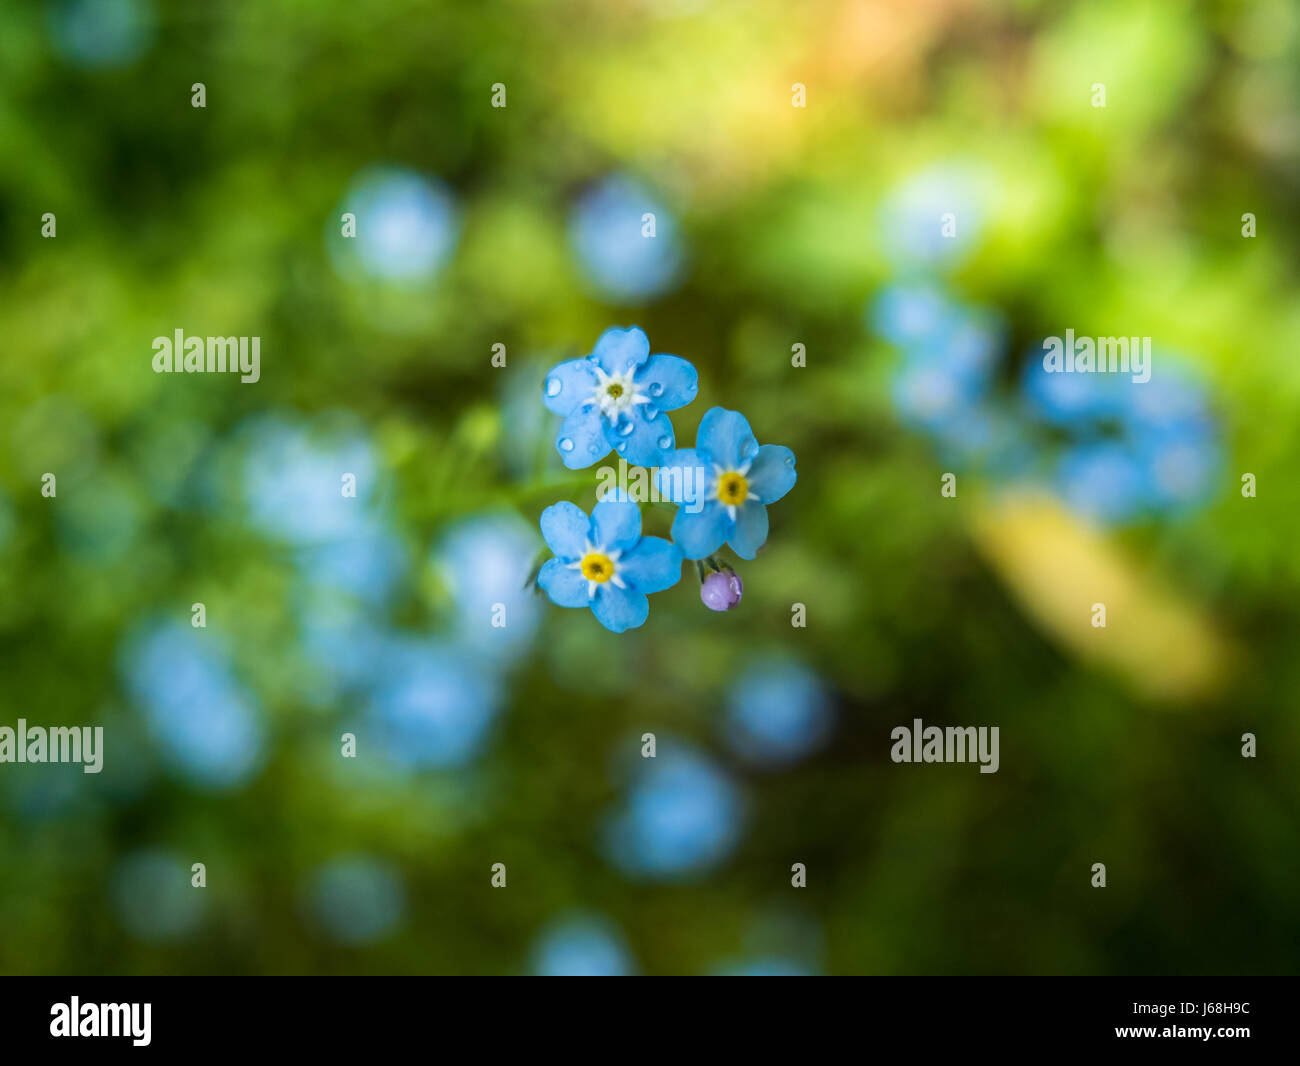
[537,499,683,633]
[656,408,797,560]
[543,327,698,469]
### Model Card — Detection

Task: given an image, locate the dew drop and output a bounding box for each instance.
[648,382,664,398]
[618,420,636,437]
[616,442,628,454]
[545,377,563,397]
[588,441,601,455]
[559,437,575,452]
[643,405,660,421]
[657,435,672,449]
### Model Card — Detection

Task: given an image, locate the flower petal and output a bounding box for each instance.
[537,557,590,607]
[614,405,675,468]
[695,407,759,470]
[591,327,651,376]
[727,502,769,560]
[746,444,797,504]
[635,354,698,410]
[543,358,599,416]
[672,501,731,560]
[618,536,683,594]
[590,499,642,553]
[591,583,650,633]
[655,448,708,506]
[556,406,612,469]
[539,501,590,559]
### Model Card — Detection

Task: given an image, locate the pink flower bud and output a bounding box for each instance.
[700,570,743,611]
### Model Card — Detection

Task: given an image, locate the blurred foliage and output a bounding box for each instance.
[1,0,1298,975]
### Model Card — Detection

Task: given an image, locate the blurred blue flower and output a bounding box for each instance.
[657,408,797,560]
[1136,422,1221,512]
[874,285,1004,441]
[537,499,683,633]
[119,620,265,789]
[878,163,988,269]
[366,637,502,769]
[723,659,833,768]
[543,326,697,469]
[55,471,144,564]
[4,764,90,822]
[873,283,1223,524]
[0,489,15,551]
[329,166,459,283]
[1056,441,1149,524]
[602,742,745,880]
[870,280,952,348]
[570,175,684,303]
[295,591,395,701]
[1037,358,1221,523]
[240,414,378,544]
[110,850,205,941]
[295,520,408,607]
[530,913,635,976]
[48,0,155,69]
[1021,351,1126,426]
[306,856,407,945]
[434,512,540,660]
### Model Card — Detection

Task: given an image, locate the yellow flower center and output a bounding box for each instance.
[606,383,624,398]
[580,552,615,583]
[717,471,749,507]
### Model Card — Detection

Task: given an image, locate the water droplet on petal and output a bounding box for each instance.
[784,455,794,466]
[588,441,601,455]
[546,377,563,397]
[648,382,664,398]
[559,437,575,452]
[657,435,672,449]
[618,419,635,437]
[616,441,628,454]
[643,406,660,421]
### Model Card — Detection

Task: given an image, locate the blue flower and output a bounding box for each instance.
[537,499,683,633]
[723,659,833,768]
[543,327,698,469]
[48,0,155,70]
[601,742,745,880]
[119,620,265,790]
[365,637,502,769]
[1021,350,1126,426]
[328,166,459,284]
[1056,441,1149,524]
[656,408,797,561]
[305,856,407,945]
[110,850,206,942]
[530,913,636,976]
[569,174,685,302]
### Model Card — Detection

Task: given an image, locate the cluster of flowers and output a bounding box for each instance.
[874,282,1221,524]
[536,327,797,633]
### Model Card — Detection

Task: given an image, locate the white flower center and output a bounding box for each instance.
[590,366,650,423]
